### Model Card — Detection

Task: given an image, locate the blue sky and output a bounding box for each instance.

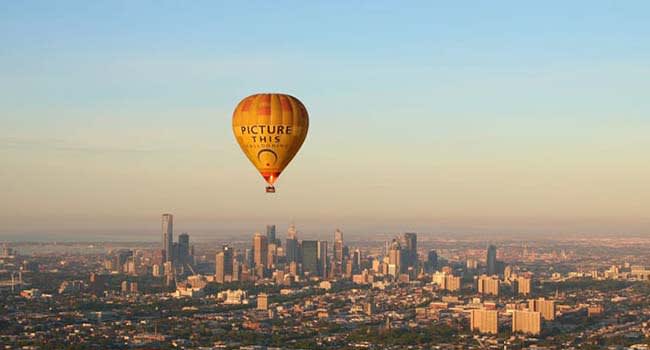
[1,1,649,238]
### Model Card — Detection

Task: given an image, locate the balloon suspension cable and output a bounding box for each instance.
[265,186,276,193]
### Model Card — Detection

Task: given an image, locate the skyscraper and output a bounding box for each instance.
[301,240,319,276]
[287,224,297,240]
[352,248,361,273]
[388,239,402,276]
[266,225,277,244]
[253,233,268,268]
[223,245,233,278]
[403,232,418,268]
[286,237,299,263]
[178,233,190,265]
[487,245,497,276]
[162,213,173,263]
[318,241,328,278]
[267,243,277,269]
[333,229,344,275]
[427,250,438,272]
[215,251,225,283]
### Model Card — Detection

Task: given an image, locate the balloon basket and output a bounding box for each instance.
[265,186,276,193]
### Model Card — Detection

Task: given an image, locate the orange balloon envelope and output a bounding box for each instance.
[232,93,309,193]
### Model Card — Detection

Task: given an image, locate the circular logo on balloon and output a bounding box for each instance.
[257,149,278,167]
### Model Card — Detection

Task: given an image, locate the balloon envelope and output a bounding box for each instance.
[232,93,309,191]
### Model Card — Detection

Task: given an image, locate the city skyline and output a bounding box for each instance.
[2,2,650,237]
[3,213,650,348]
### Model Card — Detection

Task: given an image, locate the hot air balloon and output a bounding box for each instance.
[232,93,309,193]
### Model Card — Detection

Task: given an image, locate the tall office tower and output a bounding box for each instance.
[477,275,500,296]
[388,240,402,276]
[253,233,268,268]
[512,310,541,335]
[403,232,418,268]
[231,260,240,282]
[286,237,299,263]
[172,242,179,266]
[266,225,277,244]
[301,240,319,276]
[427,250,438,272]
[333,229,344,275]
[317,241,328,278]
[487,244,497,276]
[345,258,354,277]
[244,248,253,267]
[178,233,190,265]
[267,243,277,269]
[287,224,297,239]
[470,309,498,334]
[215,251,225,283]
[352,248,361,273]
[529,298,555,320]
[223,245,233,278]
[162,213,174,263]
[517,276,532,295]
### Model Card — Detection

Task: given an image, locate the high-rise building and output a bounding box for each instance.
[162,214,174,263]
[529,298,555,320]
[267,243,277,269]
[333,229,344,275]
[232,260,240,281]
[253,233,268,268]
[512,310,541,335]
[244,248,253,267]
[478,275,500,296]
[352,248,361,273]
[517,276,532,295]
[318,241,328,278]
[215,252,225,283]
[427,250,438,272]
[403,233,418,268]
[301,240,319,276]
[471,309,498,334]
[287,224,297,240]
[266,225,277,244]
[286,238,299,263]
[223,245,233,278]
[178,233,190,265]
[487,245,497,276]
[388,239,402,276]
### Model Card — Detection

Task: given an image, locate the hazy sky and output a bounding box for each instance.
[2,1,649,238]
